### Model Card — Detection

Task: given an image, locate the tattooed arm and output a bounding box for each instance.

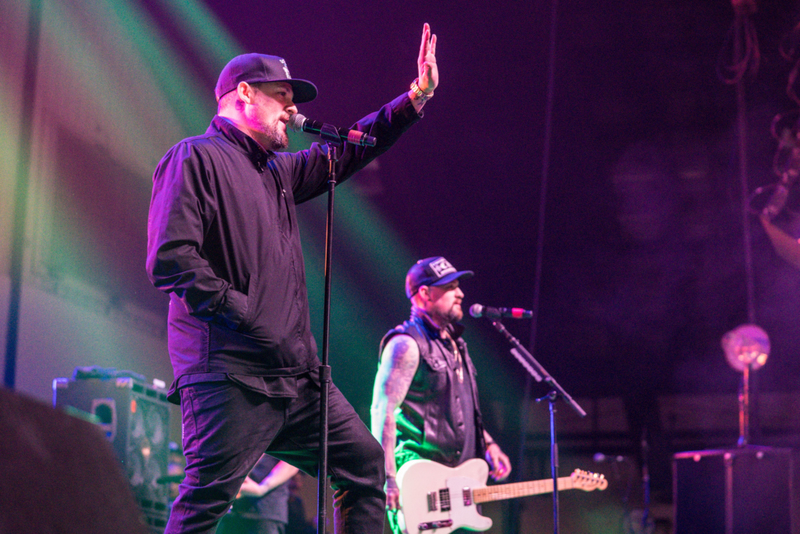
[370,334,420,510]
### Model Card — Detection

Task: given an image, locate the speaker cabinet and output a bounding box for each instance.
[673,446,799,534]
[54,377,171,532]
[0,386,147,533]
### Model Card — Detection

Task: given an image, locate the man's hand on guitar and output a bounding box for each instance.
[485,443,511,481]
[386,475,401,510]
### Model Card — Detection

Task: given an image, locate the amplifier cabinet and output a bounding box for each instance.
[54,377,171,531]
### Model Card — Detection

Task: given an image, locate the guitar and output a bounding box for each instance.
[394,458,607,534]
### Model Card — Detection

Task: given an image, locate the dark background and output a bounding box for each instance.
[31,0,800,505]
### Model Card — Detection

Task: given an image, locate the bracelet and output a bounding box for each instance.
[485,441,496,447]
[410,78,433,102]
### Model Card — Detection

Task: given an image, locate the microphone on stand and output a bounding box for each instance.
[469,304,534,319]
[288,113,377,147]
[593,452,626,463]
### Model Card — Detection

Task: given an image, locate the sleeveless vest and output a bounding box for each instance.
[379,310,487,468]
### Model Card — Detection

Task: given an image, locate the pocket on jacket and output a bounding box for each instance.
[236,271,258,333]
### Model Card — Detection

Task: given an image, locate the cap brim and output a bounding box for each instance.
[289,79,318,104]
[268,79,317,104]
[217,78,318,104]
[430,270,474,286]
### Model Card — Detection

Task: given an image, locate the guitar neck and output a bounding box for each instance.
[472,476,574,504]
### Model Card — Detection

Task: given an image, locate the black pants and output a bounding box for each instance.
[165,371,385,534]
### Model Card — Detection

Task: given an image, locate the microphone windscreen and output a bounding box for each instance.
[469,304,483,318]
[287,113,306,132]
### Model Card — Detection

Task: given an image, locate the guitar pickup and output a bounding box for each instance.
[426,491,438,512]
[439,488,451,512]
[462,487,472,506]
[418,519,453,531]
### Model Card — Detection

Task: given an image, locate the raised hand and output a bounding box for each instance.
[417,23,438,94]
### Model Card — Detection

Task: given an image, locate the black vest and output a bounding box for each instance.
[379,310,486,468]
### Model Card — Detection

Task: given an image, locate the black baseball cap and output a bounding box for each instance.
[214,53,318,103]
[405,257,473,299]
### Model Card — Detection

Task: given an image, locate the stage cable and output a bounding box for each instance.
[513,0,560,533]
[717,0,760,324]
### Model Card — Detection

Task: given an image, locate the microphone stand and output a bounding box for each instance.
[317,124,344,534]
[640,430,651,534]
[485,318,585,534]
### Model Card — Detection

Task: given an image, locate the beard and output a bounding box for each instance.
[444,304,463,324]
[250,113,289,151]
[260,121,289,151]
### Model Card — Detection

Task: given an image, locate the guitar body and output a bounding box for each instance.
[393,459,607,534]
[395,458,493,534]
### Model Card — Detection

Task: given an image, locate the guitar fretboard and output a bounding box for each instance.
[472,477,573,504]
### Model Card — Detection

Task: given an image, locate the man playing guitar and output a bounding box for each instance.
[370,257,512,533]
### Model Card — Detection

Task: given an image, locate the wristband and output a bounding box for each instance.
[410,78,433,102]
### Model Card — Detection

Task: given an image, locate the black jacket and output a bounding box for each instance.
[147,94,420,402]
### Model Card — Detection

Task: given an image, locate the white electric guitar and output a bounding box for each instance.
[394,458,607,534]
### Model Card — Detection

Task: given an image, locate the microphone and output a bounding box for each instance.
[593,452,625,463]
[287,114,377,147]
[469,304,533,319]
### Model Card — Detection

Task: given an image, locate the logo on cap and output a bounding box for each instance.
[279,58,291,79]
[428,257,456,278]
